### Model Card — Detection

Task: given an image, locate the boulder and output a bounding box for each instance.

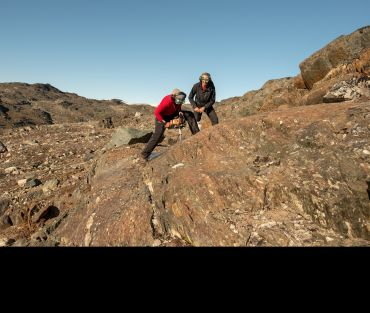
[300,26,370,89]
[105,127,153,149]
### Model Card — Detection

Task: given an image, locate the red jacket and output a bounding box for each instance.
[154,95,182,122]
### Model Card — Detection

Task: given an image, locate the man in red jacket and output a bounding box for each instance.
[141,89,200,161]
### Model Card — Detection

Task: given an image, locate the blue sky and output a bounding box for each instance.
[0,0,369,105]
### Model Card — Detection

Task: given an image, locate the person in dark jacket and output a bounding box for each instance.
[141,89,199,161]
[189,72,219,128]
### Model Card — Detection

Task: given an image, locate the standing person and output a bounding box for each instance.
[189,72,219,128]
[141,89,200,161]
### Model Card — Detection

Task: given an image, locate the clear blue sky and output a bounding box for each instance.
[0,0,369,105]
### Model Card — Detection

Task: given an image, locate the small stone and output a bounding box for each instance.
[172,163,185,169]
[5,166,17,174]
[153,239,162,247]
[23,140,39,146]
[363,150,370,155]
[42,179,60,193]
[17,179,28,187]
[260,221,278,229]
[25,178,42,189]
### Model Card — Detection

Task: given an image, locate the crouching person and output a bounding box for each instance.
[141,89,200,161]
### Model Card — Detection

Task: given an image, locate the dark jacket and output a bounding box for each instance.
[189,81,216,110]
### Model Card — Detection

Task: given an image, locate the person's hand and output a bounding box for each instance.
[164,121,172,128]
[199,107,205,113]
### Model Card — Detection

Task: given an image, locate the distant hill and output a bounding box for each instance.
[0,82,154,129]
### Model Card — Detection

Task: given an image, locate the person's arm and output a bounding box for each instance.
[188,85,198,108]
[204,88,216,110]
[154,96,171,123]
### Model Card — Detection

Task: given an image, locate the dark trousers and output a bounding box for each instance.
[194,106,219,125]
[142,110,199,159]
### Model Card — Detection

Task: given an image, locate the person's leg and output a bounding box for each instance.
[206,107,219,125]
[193,111,203,130]
[141,119,165,159]
[194,111,202,123]
[181,110,200,135]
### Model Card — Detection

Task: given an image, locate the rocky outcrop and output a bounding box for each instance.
[217,77,308,119]
[47,101,369,246]
[219,27,370,118]
[323,76,370,103]
[300,26,370,89]
[53,149,155,246]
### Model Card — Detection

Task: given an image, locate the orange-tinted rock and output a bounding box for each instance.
[52,101,370,246]
[300,26,370,89]
[294,74,307,89]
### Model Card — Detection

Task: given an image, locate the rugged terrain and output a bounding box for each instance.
[0,26,369,247]
[0,82,154,129]
[216,26,370,119]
